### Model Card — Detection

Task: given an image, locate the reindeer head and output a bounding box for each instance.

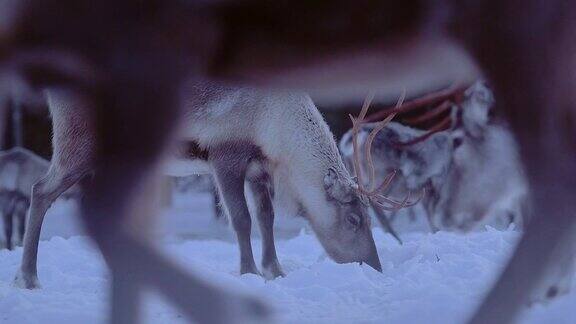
[275,164,381,272]
[310,166,382,271]
[459,81,495,139]
[295,93,429,271]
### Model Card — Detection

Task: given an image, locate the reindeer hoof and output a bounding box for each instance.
[13,270,41,289]
[240,264,261,277]
[262,262,285,280]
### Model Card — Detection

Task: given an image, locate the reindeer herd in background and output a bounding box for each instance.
[0,80,542,303]
[1,80,531,280]
[340,81,528,240]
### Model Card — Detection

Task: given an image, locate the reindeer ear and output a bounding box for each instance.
[324,168,354,203]
[324,168,339,193]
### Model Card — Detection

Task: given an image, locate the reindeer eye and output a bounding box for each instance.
[346,214,361,228]
[453,137,463,148]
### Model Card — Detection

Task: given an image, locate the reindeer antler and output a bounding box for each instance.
[349,91,424,211]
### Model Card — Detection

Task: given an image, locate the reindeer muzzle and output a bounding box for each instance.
[364,252,382,273]
[364,241,382,272]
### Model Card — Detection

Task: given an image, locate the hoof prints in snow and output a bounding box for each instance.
[0,230,574,324]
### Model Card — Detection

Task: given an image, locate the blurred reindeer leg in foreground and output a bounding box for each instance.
[459,1,576,323]
[1,0,271,322]
[81,82,267,323]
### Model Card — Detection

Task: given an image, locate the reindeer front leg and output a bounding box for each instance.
[248,176,285,279]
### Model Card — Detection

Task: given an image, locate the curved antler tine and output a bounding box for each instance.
[373,187,424,209]
[372,200,399,211]
[350,90,407,197]
[396,88,407,108]
[349,91,376,192]
[374,194,407,207]
[364,91,406,191]
[371,169,398,195]
[358,91,376,121]
[377,188,425,209]
[349,114,364,190]
[398,191,412,209]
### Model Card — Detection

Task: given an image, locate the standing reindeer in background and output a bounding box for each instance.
[0,147,49,250]
[2,0,576,323]
[0,146,79,250]
[0,189,28,250]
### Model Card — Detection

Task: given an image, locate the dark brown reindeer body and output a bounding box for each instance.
[1,0,575,323]
[210,1,576,323]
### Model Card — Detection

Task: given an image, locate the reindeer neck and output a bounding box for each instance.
[257,92,350,182]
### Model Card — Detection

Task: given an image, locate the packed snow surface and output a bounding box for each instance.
[0,193,574,324]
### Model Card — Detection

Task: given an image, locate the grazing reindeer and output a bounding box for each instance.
[172,83,384,275]
[3,0,576,323]
[18,83,382,284]
[0,147,49,249]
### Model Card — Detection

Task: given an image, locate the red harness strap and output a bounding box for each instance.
[364,84,468,147]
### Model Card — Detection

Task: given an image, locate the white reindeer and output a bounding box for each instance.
[15,83,383,289]
[433,82,529,231]
[340,82,529,234]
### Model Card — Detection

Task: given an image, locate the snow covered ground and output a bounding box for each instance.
[0,192,574,324]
